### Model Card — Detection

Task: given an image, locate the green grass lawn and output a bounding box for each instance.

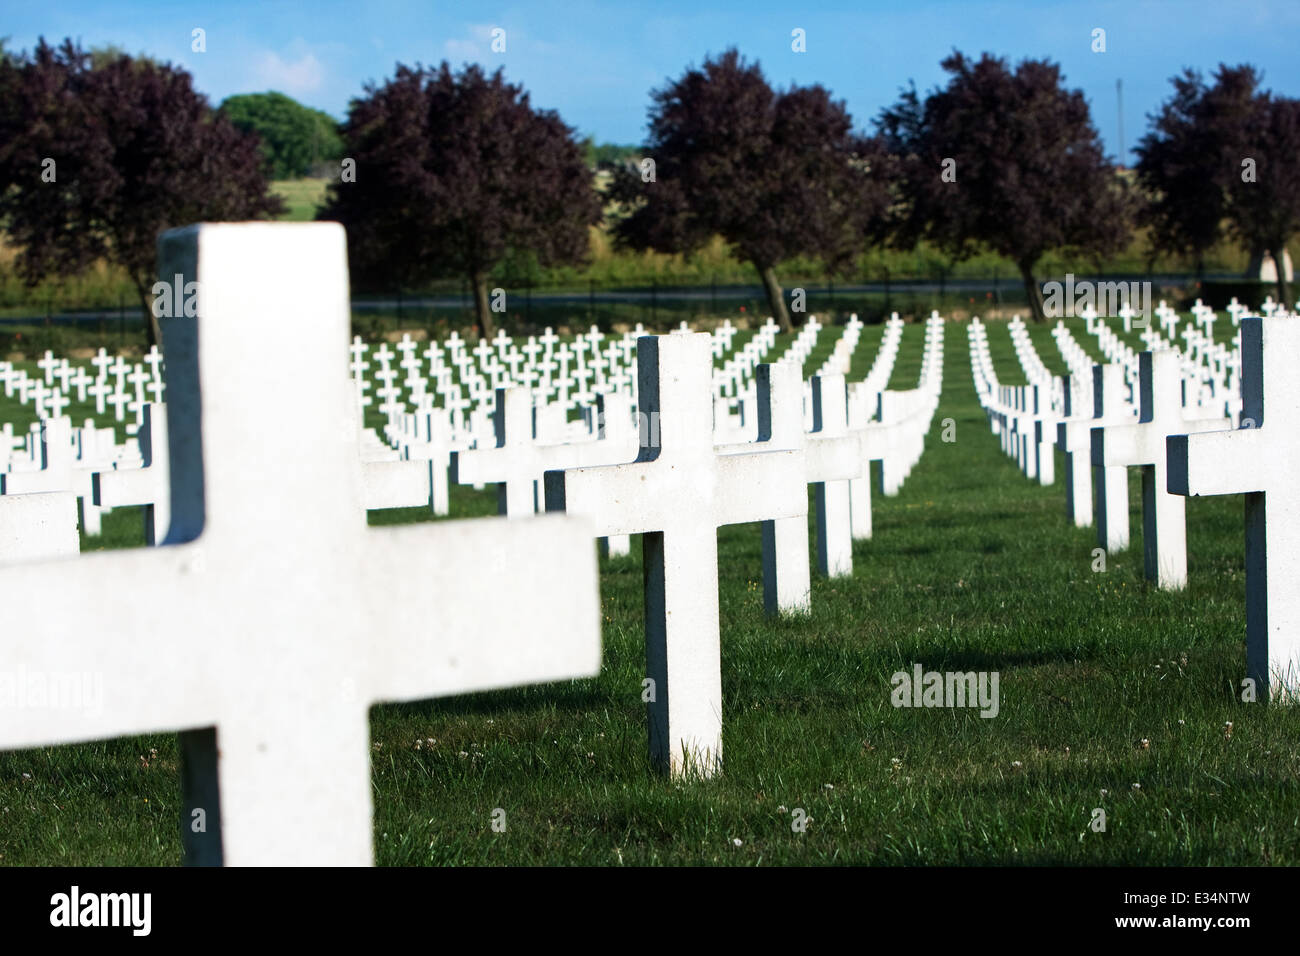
[271,178,330,222]
[1,315,1297,866]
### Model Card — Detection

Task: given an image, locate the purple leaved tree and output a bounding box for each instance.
[320,62,601,340]
[0,39,282,346]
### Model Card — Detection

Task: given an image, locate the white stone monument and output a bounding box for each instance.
[0,223,601,866]
[544,333,804,777]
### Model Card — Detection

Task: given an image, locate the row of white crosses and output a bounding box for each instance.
[542,319,944,775]
[1,415,135,537]
[971,307,1300,700]
[974,311,1231,585]
[348,316,874,510]
[0,222,603,865]
[1,343,170,536]
[1053,309,1251,558]
[4,311,882,560]
[969,317,1064,486]
[0,346,165,433]
[715,318,781,398]
[1170,316,1300,700]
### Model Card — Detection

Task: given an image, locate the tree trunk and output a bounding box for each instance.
[1018,260,1047,323]
[472,271,496,340]
[133,275,161,348]
[1273,245,1291,310]
[756,262,792,333]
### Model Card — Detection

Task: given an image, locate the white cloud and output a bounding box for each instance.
[252,50,325,96]
[443,38,480,61]
[443,24,504,62]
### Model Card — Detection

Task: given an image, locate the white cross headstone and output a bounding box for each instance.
[93,403,170,546]
[0,222,601,865]
[1169,316,1300,700]
[544,333,804,777]
[742,362,811,616]
[1092,350,1229,588]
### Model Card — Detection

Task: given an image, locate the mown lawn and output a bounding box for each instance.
[271,178,330,222]
[1,314,1296,866]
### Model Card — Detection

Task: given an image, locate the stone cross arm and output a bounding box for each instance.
[0,511,599,748]
[1167,428,1273,497]
[546,448,804,538]
[1093,412,1229,468]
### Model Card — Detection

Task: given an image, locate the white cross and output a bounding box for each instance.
[53,359,75,392]
[45,388,71,418]
[455,386,640,517]
[30,379,49,418]
[522,337,543,368]
[453,388,541,516]
[0,222,601,865]
[87,378,113,415]
[144,344,164,382]
[128,363,150,400]
[108,387,132,422]
[93,403,170,546]
[37,350,59,384]
[1085,364,1136,550]
[539,327,559,357]
[349,336,369,368]
[1092,350,1229,588]
[70,367,91,403]
[735,363,811,615]
[0,416,103,535]
[544,333,805,777]
[1169,316,1300,701]
[741,364,861,594]
[91,348,114,381]
[1054,365,1109,529]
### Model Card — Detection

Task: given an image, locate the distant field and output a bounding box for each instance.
[272,178,331,222]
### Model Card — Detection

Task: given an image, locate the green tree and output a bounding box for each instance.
[220,91,343,179]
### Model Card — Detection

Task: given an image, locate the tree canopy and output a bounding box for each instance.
[0,38,283,344]
[610,48,891,331]
[1138,65,1300,304]
[878,52,1131,321]
[220,91,344,180]
[319,61,600,338]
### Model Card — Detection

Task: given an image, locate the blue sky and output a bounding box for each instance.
[6,0,1300,163]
